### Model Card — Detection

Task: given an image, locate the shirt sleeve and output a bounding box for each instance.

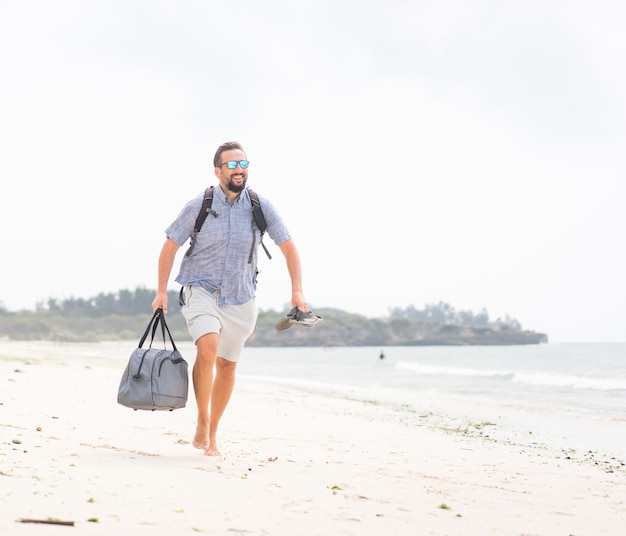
[164,192,204,246]
[259,195,291,245]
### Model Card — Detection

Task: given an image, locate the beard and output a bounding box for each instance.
[227,176,247,193]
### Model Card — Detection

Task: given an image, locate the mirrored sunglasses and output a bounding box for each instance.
[221,160,249,169]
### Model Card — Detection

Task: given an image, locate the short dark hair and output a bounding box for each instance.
[213,141,246,167]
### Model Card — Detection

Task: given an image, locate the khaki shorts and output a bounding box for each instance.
[181,285,257,362]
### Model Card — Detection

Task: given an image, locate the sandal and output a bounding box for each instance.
[275,307,323,330]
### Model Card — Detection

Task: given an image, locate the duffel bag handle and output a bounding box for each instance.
[133,308,178,380]
[137,308,178,352]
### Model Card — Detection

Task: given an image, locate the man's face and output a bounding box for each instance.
[215,148,248,193]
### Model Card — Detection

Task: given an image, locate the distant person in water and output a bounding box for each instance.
[152,141,312,456]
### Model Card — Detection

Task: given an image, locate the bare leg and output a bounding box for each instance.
[192,333,218,450]
[205,357,237,456]
[191,334,238,456]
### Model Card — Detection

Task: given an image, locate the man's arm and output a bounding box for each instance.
[151,238,181,313]
[277,238,309,313]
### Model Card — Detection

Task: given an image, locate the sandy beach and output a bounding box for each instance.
[1,341,625,535]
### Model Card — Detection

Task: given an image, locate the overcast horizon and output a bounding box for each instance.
[1,1,624,343]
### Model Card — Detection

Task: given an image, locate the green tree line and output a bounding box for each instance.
[389,301,521,329]
[1,289,520,328]
[0,288,539,345]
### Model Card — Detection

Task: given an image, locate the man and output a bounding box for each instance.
[152,141,311,456]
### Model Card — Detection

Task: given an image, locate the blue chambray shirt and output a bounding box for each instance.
[165,186,291,306]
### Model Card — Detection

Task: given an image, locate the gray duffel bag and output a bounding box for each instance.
[117,308,188,411]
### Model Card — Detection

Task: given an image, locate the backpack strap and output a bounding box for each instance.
[247,188,271,261]
[185,186,217,257]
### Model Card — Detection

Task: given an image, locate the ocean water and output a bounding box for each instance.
[235,343,626,417]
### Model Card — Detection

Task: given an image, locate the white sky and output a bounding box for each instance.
[1,0,624,343]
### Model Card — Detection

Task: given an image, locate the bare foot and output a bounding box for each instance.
[192,424,209,450]
[203,439,221,456]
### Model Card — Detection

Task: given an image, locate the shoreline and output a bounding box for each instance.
[1,344,626,534]
[2,339,626,464]
[2,340,625,461]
